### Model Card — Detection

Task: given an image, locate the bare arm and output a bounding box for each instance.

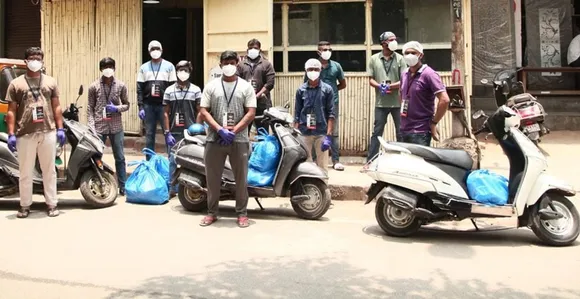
[433,91,450,123]
[233,107,256,134]
[195,102,203,123]
[325,90,336,136]
[163,105,171,133]
[51,84,64,129]
[257,62,276,97]
[6,103,17,135]
[200,107,221,131]
[337,79,347,91]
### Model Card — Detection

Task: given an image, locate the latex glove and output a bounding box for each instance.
[57,128,66,146]
[7,135,16,153]
[165,132,176,147]
[218,128,235,144]
[218,137,230,146]
[321,135,332,152]
[106,104,118,113]
[138,109,145,120]
[379,83,390,95]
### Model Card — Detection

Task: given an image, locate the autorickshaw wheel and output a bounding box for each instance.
[80,170,118,208]
[178,185,208,212]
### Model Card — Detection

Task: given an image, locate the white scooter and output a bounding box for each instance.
[362,105,579,246]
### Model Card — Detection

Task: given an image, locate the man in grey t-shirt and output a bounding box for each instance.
[199,50,257,228]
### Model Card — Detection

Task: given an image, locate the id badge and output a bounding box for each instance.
[32,106,45,123]
[175,113,185,127]
[151,83,161,97]
[400,99,409,117]
[306,113,316,130]
[250,79,258,92]
[222,112,235,129]
[103,107,112,121]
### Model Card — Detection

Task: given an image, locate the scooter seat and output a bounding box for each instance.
[390,142,474,170]
[0,133,7,143]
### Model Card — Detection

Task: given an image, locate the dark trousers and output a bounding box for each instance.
[367,107,401,161]
[144,103,166,154]
[204,142,250,217]
[402,132,432,146]
[168,132,184,194]
[98,131,126,190]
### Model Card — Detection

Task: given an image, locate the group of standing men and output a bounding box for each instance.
[4,30,450,222]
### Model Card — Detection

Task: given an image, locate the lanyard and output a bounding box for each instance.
[24,74,43,102]
[150,61,162,81]
[102,81,114,104]
[405,72,420,99]
[382,57,395,77]
[173,84,191,113]
[221,78,239,108]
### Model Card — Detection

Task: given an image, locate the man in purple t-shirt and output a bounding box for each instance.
[399,41,450,146]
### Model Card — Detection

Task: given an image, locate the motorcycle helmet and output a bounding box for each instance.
[187,123,205,135]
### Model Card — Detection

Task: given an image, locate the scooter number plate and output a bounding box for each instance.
[525,123,540,133]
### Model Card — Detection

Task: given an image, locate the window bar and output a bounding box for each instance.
[282,3,289,73]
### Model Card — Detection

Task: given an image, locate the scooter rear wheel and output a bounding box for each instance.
[375,197,421,237]
[530,193,580,246]
[178,185,208,212]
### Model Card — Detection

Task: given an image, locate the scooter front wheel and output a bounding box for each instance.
[291,179,331,220]
[79,170,118,208]
[375,197,421,237]
[530,193,580,246]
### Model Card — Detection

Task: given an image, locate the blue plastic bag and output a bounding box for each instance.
[142,148,170,187]
[466,169,509,206]
[249,128,281,172]
[126,160,169,205]
[248,168,276,187]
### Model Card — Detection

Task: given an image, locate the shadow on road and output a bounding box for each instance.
[0,199,116,220]
[99,256,578,299]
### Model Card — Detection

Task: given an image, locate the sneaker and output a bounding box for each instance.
[333,162,345,171]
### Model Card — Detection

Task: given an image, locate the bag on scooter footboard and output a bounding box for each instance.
[247,168,276,187]
[466,169,509,206]
[249,128,281,172]
[142,148,170,187]
[125,160,169,205]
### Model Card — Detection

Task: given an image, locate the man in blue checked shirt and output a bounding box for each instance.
[294,58,335,173]
[163,60,202,197]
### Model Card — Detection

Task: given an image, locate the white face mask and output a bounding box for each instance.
[247,49,260,60]
[221,64,237,77]
[404,54,420,67]
[150,50,162,59]
[27,60,43,72]
[388,40,398,52]
[306,71,320,81]
[320,51,332,60]
[102,68,114,78]
[177,71,190,82]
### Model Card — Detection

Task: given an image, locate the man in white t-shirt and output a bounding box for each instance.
[198,50,257,228]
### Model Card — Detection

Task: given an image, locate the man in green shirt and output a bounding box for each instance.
[367,31,406,161]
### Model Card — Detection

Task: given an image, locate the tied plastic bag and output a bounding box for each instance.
[126,160,169,205]
[466,169,509,206]
[142,148,170,187]
[249,128,281,172]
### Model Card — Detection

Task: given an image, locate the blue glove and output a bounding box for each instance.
[218,138,230,146]
[106,104,118,113]
[57,128,66,146]
[7,134,16,153]
[321,135,332,152]
[379,83,390,95]
[165,132,176,147]
[138,109,145,120]
[218,128,235,144]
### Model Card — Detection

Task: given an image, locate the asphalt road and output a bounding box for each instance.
[0,192,579,299]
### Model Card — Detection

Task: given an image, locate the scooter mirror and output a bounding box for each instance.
[480,79,489,85]
[78,85,84,96]
[472,110,485,119]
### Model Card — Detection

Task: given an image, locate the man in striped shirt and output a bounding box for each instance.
[87,57,130,195]
[163,60,202,196]
[137,40,177,154]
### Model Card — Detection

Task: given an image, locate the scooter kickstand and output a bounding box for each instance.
[470,219,480,231]
[255,197,265,211]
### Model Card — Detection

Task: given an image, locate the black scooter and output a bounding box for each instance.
[0,85,118,208]
[172,106,331,220]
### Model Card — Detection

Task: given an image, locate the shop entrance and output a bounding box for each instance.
[142,0,204,88]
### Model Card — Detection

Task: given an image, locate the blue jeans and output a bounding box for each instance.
[367,107,402,161]
[98,131,126,190]
[168,132,184,194]
[402,132,432,146]
[144,103,166,154]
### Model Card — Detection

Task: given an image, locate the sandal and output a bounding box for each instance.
[16,208,30,219]
[199,215,218,227]
[47,207,60,217]
[237,216,250,228]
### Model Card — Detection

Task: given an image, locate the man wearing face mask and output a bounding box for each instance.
[199,51,257,228]
[5,47,66,218]
[303,41,346,171]
[163,60,202,197]
[400,41,450,146]
[137,40,177,154]
[87,57,130,196]
[294,59,335,172]
[367,31,406,161]
[236,38,275,134]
